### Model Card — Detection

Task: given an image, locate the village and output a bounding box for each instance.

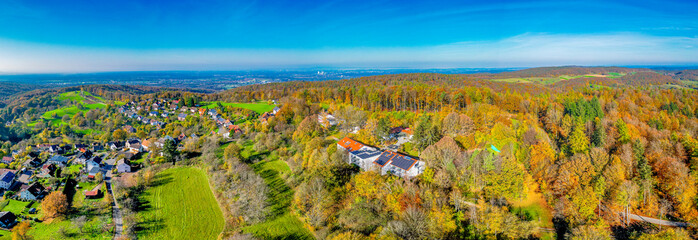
[0,96,427,234]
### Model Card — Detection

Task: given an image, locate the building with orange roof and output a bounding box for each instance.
[337,137,424,177]
[336,137,367,152]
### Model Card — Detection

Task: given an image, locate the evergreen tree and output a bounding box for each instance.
[163,139,178,164]
[591,118,605,147]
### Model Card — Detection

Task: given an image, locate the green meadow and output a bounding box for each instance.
[136,167,225,240]
[201,101,276,114]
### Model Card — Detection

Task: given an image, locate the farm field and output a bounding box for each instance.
[201,101,275,114]
[136,167,224,240]
[489,72,631,85]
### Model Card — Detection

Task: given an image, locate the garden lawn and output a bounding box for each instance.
[0,200,42,219]
[202,101,275,114]
[137,167,224,240]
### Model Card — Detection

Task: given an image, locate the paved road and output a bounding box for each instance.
[105,168,124,238]
[619,212,689,227]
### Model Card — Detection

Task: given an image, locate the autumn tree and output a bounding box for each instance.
[12,221,31,240]
[112,129,127,141]
[42,191,69,219]
[420,136,463,171]
[223,143,242,160]
[442,112,474,136]
[566,225,612,240]
[529,141,555,182]
[568,122,589,154]
[616,119,631,144]
[292,115,324,142]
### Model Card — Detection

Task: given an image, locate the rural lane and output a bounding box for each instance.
[104,158,124,239]
[619,212,689,227]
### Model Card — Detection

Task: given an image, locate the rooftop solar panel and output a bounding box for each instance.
[390,155,416,171]
[374,151,396,166]
[350,149,381,159]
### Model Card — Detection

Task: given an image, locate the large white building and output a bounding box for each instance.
[337,137,425,178]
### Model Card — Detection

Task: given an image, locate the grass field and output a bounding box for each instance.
[201,101,275,114]
[58,91,106,103]
[489,73,630,85]
[241,148,313,239]
[137,167,224,240]
[31,91,108,133]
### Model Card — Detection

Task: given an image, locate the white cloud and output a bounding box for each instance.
[0,32,697,73]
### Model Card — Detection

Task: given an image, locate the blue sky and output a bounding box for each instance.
[0,0,697,72]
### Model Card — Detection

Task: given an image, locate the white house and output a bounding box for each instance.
[318,113,338,127]
[126,139,142,153]
[20,183,46,201]
[337,137,425,178]
[0,171,15,190]
[337,137,381,171]
[116,160,131,173]
[376,151,425,178]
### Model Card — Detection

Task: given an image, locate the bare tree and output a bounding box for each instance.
[72,215,87,233]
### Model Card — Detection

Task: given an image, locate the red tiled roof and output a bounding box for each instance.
[337,137,365,152]
[84,190,99,196]
[401,128,413,135]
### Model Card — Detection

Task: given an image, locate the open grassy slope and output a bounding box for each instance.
[137,167,224,240]
[238,144,313,239]
[202,101,275,114]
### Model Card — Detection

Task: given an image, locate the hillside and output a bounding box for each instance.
[0,66,696,239]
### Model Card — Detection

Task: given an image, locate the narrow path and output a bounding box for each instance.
[619,212,689,227]
[106,171,124,239]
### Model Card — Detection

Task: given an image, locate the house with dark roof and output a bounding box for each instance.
[92,142,104,152]
[27,152,39,159]
[126,139,142,153]
[108,141,124,150]
[0,211,17,229]
[0,171,15,190]
[48,145,63,154]
[374,151,424,178]
[348,148,383,171]
[41,164,58,177]
[20,182,46,200]
[73,150,94,164]
[47,155,69,166]
[24,158,42,168]
[74,144,89,151]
